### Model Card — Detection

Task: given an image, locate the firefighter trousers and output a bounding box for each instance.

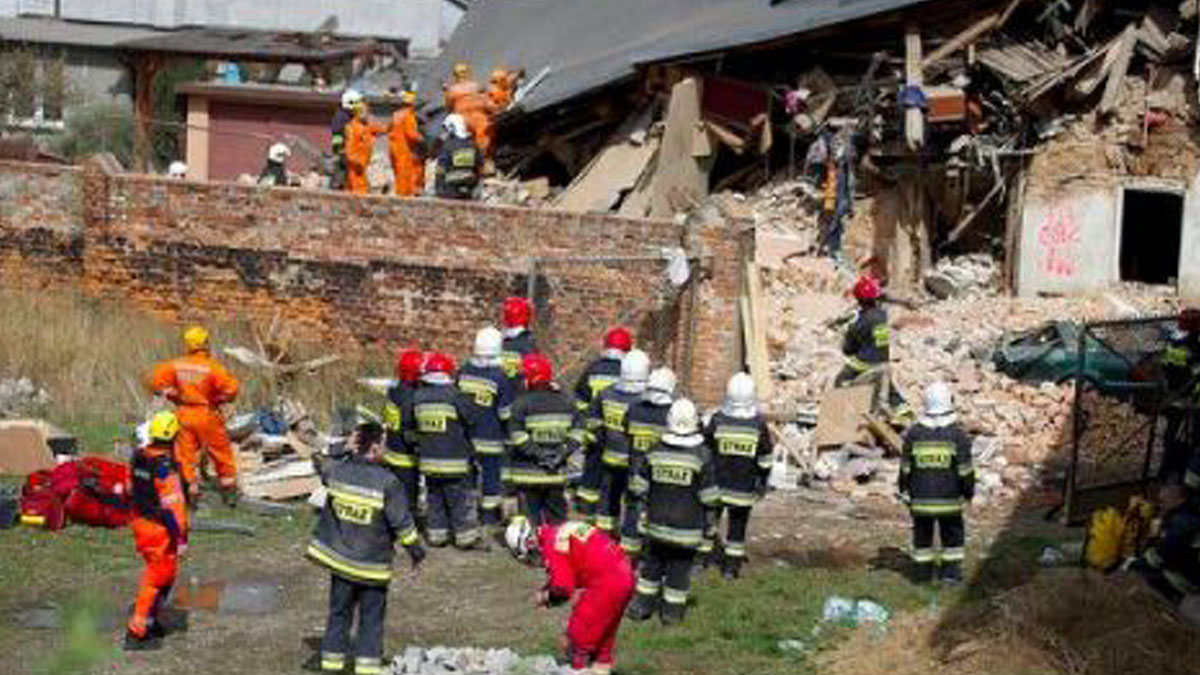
[598,464,629,533]
[637,541,695,611]
[576,450,603,515]
[128,517,178,638]
[718,505,752,559]
[424,475,479,548]
[517,485,568,527]
[911,514,965,566]
[619,498,642,556]
[320,575,387,674]
[477,454,504,525]
[566,571,635,669]
[1160,409,1194,482]
[390,466,420,528]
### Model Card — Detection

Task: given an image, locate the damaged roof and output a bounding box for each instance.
[436,0,930,113]
[119,27,387,63]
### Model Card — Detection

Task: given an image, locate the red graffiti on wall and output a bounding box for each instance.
[1036,204,1081,278]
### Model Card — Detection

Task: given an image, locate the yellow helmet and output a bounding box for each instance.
[452,62,471,80]
[149,411,181,443]
[490,69,508,84]
[182,326,210,353]
[401,90,417,105]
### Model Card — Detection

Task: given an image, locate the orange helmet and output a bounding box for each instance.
[502,297,533,329]
[396,348,425,384]
[1180,308,1200,334]
[604,326,633,353]
[490,69,508,84]
[852,275,882,302]
[523,353,553,389]
[423,352,457,378]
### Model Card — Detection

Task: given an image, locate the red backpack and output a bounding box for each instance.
[63,457,132,528]
[20,470,66,531]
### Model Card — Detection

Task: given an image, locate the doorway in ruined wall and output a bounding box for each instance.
[1118,186,1184,286]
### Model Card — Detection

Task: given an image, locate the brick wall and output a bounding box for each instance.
[0,160,747,405]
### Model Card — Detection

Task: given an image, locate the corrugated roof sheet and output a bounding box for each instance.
[0,16,165,47]
[435,0,931,113]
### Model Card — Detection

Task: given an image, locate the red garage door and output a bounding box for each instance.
[207,100,334,181]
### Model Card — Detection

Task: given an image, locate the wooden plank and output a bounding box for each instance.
[743,258,774,402]
[645,77,713,218]
[922,13,1000,69]
[813,385,874,449]
[242,476,320,501]
[555,138,658,213]
[1072,35,1122,97]
[1099,24,1138,115]
[904,26,925,151]
[862,413,904,456]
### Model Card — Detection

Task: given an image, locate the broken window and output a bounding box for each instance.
[1119,188,1183,286]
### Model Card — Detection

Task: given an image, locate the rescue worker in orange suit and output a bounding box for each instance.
[125,411,189,651]
[345,100,387,195]
[443,62,491,158]
[479,68,519,160]
[443,62,481,116]
[388,91,425,197]
[534,521,635,675]
[149,326,240,506]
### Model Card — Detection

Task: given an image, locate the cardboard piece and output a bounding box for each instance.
[813,385,875,449]
[0,420,61,475]
[556,137,659,213]
[638,77,714,218]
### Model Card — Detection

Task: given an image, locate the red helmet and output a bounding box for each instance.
[604,326,633,352]
[423,352,457,378]
[523,353,553,389]
[852,275,882,302]
[502,296,533,329]
[1180,308,1200,334]
[396,348,425,384]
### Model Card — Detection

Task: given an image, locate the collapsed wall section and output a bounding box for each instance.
[0,160,744,405]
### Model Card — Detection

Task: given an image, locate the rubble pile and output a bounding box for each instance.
[387,647,570,675]
[0,377,50,418]
[478,176,554,208]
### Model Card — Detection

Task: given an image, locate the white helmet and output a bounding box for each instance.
[474,326,503,360]
[666,398,700,437]
[268,142,291,163]
[505,517,533,559]
[920,381,956,427]
[620,349,651,391]
[442,113,468,139]
[648,367,677,395]
[341,89,364,110]
[723,372,757,418]
[167,161,187,178]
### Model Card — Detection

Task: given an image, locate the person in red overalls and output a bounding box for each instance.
[535,521,635,675]
[125,411,189,651]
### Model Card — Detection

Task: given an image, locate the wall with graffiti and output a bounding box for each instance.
[1018,187,1118,296]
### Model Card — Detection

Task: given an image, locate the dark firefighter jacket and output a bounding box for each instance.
[407,382,478,478]
[899,423,975,515]
[589,387,642,469]
[505,389,585,486]
[500,330,538,385]
[383,382,418,470]
[630,436,720,549]
[573,356,622,412]
[457,361,514,457]
[705,412,774,507]
[842,305,891,372]
[435,135,482,199]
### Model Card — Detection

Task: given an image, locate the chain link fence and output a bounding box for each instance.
[526,248,699,397]
[1064,316,1177,523]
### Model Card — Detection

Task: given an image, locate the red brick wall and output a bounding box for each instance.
[0,160,745,405]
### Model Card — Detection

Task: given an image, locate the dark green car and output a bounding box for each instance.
[992,321,1161,394]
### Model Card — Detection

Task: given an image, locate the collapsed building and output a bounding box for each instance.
[437,0,1200,299]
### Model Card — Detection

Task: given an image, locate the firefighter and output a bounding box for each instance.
[705,372,773,580]
[499,296,538,389]
[627,399,720,624]
[435,113,482,200]
[330,90,361,190]
[306,413,426,675]
[389,90,425,197]
[898,382,975,584]
[574,327,632,413]
[458,327,515,530]
[835,275,911,423]
[619,367,676,557]
[590,349,650,534]
[506,354,584,527]
[149,326,240,506]
[345,101,388,195]
[1131,486,1200,603]
[383,348,425,522]
[125,411,188,651]
[258,142,291,187]
[534,521,636,675]
[1160,308,1200,483]
[409,352,484,549]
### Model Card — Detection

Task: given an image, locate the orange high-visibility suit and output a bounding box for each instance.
[483,72,517,157]
[445,80,492,157]
[345,116,387,195]
[149,352,240,495]
[389,106,425,197]
[127,442,188,639]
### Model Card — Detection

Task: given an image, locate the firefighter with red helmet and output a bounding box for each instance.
[408,352,485,549]
[500,297,539,392]
[383,348,425,520]
[506,354,585,527]
[572,327,633,516]
[835,275,911,422]
[1163,308,1200,483]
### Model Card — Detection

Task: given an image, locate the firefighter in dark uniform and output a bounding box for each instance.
[500,296,538,392]
[435,113,483,200]
[620,367,676,557]
[1131,486,1200,602]
[383,349,425,524]
[505,354,586,527]
[573,327,632,519]
[835,275,911,423]
[306,413,426,675]
[329,90,360,191]
[590,350,651,534]
[898,382,975,584]
[457,327,515,530]
[705,372,774,580]
[408,352,484,549]
[626,399,720,624]
[1160,308,1200,483]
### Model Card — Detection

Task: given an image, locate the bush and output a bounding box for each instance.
[50,102,135,168]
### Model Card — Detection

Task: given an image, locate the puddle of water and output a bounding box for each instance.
[10,603,123,631]
[170,579,283,615]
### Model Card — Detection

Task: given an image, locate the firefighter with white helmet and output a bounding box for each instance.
[618,366,676,557]
[587,349,650,534]
[457,326,515,531]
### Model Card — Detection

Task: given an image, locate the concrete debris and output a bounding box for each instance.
[924,254,999,299]
[0,377,50,418]
[479,176,555,207]
[387,646,570,675]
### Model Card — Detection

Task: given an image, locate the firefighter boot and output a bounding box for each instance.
[123,630,163,652]
[660,600,687,626]
[914,562,936,585]
[940,562,963,585]
[625,593,658,622]
[220,486,240,509]
[721,555,743,581]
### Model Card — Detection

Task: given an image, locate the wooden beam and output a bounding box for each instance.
[922,14,1000,69]
[904,26,925,151]
[1099,23,1138,116]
